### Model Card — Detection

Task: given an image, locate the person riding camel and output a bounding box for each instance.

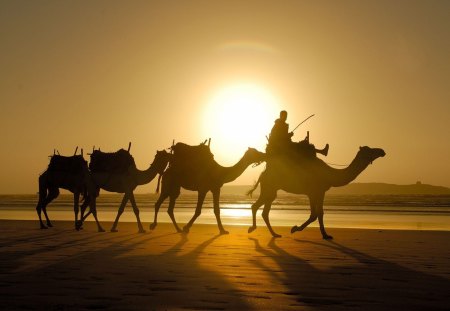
[267,110,329,157]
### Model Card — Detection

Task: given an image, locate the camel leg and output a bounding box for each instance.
[111,193,129,232]
[183,191,206,234]
[79,194,94,223]
[291,212,317,234]
[212,189,228,235]
[79,207,91,222]
[36,174,50,229]
[167,188,182,233]
[317,196,332,240]
[79,188,99,225]
[291,194,320,234]
[255,187,279,237]
[36,184,48,229]
[150,191,169,230]
[129,192,145,233]
[41,188,59,228]
[262,200,281,238]
[76,198,89,230]
[89,196,105,233]
[248,196,265,233]
[73,192,80,230]
[318,212,332,240]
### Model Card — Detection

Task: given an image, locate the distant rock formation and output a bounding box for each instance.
[327,182,450,195]
[220,182,450,196]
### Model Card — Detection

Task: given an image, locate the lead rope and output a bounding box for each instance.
[324,161,348,167]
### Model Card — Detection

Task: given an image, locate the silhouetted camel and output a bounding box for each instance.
[35,150,103,231]
[150,146,265,234]
[80,149,171,233]
[248,146,385,238]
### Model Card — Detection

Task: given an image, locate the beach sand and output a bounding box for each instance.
[0,220,449,310]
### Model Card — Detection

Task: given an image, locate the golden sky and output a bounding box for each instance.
[1,1,449,193]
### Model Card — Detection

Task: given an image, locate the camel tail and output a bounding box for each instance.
[246,175,261,198]
[156,174,162,193]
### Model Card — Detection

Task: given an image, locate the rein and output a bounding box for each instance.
[324,161,349,167]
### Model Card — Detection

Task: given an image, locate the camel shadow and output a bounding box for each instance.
[0,229,251,310]
[250,237,450,310]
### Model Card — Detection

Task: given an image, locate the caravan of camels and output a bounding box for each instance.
[36,111,385,239]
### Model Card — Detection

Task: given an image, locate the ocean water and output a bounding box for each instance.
[1,193,450,231]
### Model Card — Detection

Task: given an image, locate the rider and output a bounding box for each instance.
[267,110,293,152]
[267,110,329,157]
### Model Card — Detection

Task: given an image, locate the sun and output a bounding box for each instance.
[202,83,280,160]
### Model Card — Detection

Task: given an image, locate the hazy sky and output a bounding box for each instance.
[1,0,449,194]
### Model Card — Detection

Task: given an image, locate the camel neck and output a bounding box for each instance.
[133,162,161,186]
[329,153,371,187]
[220,155,251,184]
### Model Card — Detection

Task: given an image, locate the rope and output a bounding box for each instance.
[324,161,348,167]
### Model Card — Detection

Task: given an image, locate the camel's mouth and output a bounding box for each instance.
[370,150,386,164]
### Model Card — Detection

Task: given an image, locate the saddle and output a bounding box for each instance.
[266,140,317,162]
[170,142,215,171]
[89,149,135,173]
[48,155,87,173]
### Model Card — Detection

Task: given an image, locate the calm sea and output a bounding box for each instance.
[1,193,450,231]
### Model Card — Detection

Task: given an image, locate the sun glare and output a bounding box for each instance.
[203,83,280,160]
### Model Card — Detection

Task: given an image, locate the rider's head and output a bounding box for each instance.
[280,110,288,122]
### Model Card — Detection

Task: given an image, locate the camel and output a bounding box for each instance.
[150,144,265,234]
[35,149,103,231]
[247,146,386,239]
[80,149,171,233]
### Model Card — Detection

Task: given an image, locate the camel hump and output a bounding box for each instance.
[89,148,136,173]
[170,142,214,168]
[48,154,87,173]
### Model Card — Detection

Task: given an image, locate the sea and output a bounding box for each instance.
[1,193,450,231]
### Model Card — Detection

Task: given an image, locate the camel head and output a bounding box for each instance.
[243,148,266,166]
[152,149,172,174]
[357,146,386,165]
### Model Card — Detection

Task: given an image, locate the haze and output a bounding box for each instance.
[1,1,449,194]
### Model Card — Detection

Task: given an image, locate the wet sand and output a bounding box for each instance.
[0,220,449,310]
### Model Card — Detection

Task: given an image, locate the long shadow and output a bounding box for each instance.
[0,229,150,275]
[250,237,450,310]
[0,230,251,310]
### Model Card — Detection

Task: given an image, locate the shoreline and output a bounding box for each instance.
[1,220,449,310]
[3,206,450,231]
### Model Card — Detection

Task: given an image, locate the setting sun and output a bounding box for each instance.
[202,83,280,159]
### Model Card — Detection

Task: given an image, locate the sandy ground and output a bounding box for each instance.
[0,219,449,310]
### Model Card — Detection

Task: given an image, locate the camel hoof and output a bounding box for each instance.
[40,225,48,230]
[248,226,256,233]
[138,229,146,234]
[220,230,229,235]
[98,228,105,233]
[110,229,118,233]
[290,226,298,234]
[47,223,53,228]
[323,235,333,240]
[272,233,282,238]
[182,226,190,234]
[149,223,157,230]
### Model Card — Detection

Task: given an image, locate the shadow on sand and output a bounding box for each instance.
[250,237,450,310]
[0,226,250,310]
[1,222,449,310]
